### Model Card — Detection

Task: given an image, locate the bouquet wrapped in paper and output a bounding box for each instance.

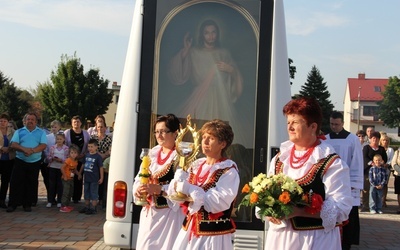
[239,173,322,220]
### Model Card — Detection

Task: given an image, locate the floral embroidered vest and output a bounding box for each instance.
[275,153,339,230]
[182,166,236,236]
[151,161,175,209]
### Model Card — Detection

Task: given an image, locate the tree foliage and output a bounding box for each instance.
[377,76,400,128]
[0,71,32,126]
[37,54,113,125]
[289,58,297,85]
[297,65,334,133]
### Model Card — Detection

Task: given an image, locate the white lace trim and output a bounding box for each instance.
[321,199,336,232]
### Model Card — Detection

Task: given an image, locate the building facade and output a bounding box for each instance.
[103,81,120,131]
[343,73,398,140]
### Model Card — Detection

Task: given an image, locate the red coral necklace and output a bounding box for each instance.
[157,147,174,165]
[290,140,320,169]
[195,158,225,185]
[195,161,210,186]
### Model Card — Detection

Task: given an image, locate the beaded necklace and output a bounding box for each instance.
[157,147,174,165]
[195,161,210,186]
[290,140,320,169]
[195,158,226,186]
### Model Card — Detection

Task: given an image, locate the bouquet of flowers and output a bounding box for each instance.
[239,173,322,220]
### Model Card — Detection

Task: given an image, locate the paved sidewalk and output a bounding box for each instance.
[1,175,400,249]
[0,175,117,250]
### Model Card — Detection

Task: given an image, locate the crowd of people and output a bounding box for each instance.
[0,113,111,214]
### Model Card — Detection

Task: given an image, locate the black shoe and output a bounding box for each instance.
[73,200,79,204]
[6,206,17,212]
[85,208,97,215]
[23,206,32,212]
[79,207,89,213]
[0,200,7,209]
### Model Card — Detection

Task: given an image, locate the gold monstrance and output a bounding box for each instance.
[169,115,200,201]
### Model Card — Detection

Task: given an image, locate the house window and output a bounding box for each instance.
[374,86,381,92]
[363,106,378,116]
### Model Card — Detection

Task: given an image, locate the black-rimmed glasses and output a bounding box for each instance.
[154,130,171,135]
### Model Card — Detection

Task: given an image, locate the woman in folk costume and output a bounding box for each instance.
[169,119,239,250]
[133,114,184,250]
[263,97,352,250]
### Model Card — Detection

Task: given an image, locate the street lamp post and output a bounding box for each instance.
[357,86,361,130]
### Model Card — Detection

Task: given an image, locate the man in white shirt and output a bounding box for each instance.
[326,111,363,250]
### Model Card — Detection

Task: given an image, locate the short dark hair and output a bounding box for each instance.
[330,111,343,120]
[154,114,180,133]
[0,113,10,121]
[356,130,366,136]
[25,112,38,121]
[71,115,82,122]
[88,138,98,146]
[370,131,381,140]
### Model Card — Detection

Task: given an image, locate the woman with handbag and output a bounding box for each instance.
[390,148,400,214]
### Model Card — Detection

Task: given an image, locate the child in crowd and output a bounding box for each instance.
[369,154,389,214]
[46,133,69,208]
[79,139,104,215]
[59,145,81,212]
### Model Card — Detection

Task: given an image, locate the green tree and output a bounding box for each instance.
[378,76,400,128]
[297,65,334,133]
[289,58,297,85]
[0,71,32,126]
[37,54,113,125]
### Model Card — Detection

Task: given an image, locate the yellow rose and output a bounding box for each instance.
[257,173,267,179]
[252,176,262,186]
[254,185,263,193]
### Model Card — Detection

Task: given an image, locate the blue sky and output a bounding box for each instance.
[1,0,399,111]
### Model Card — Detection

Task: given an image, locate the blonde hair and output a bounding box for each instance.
[379,135,390,147]
[373,154,383,161]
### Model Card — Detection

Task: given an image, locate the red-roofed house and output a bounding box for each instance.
[343,73,398,138]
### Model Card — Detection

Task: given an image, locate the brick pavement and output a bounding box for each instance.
[0,176,116,250]
[1,175,400,249]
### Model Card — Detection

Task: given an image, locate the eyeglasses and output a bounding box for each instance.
[357,135,364,137]
[7,125,13,128]
[154,130,171,135]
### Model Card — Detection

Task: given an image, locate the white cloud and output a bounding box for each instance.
[287,11,349,36]
[0,0,133,35]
